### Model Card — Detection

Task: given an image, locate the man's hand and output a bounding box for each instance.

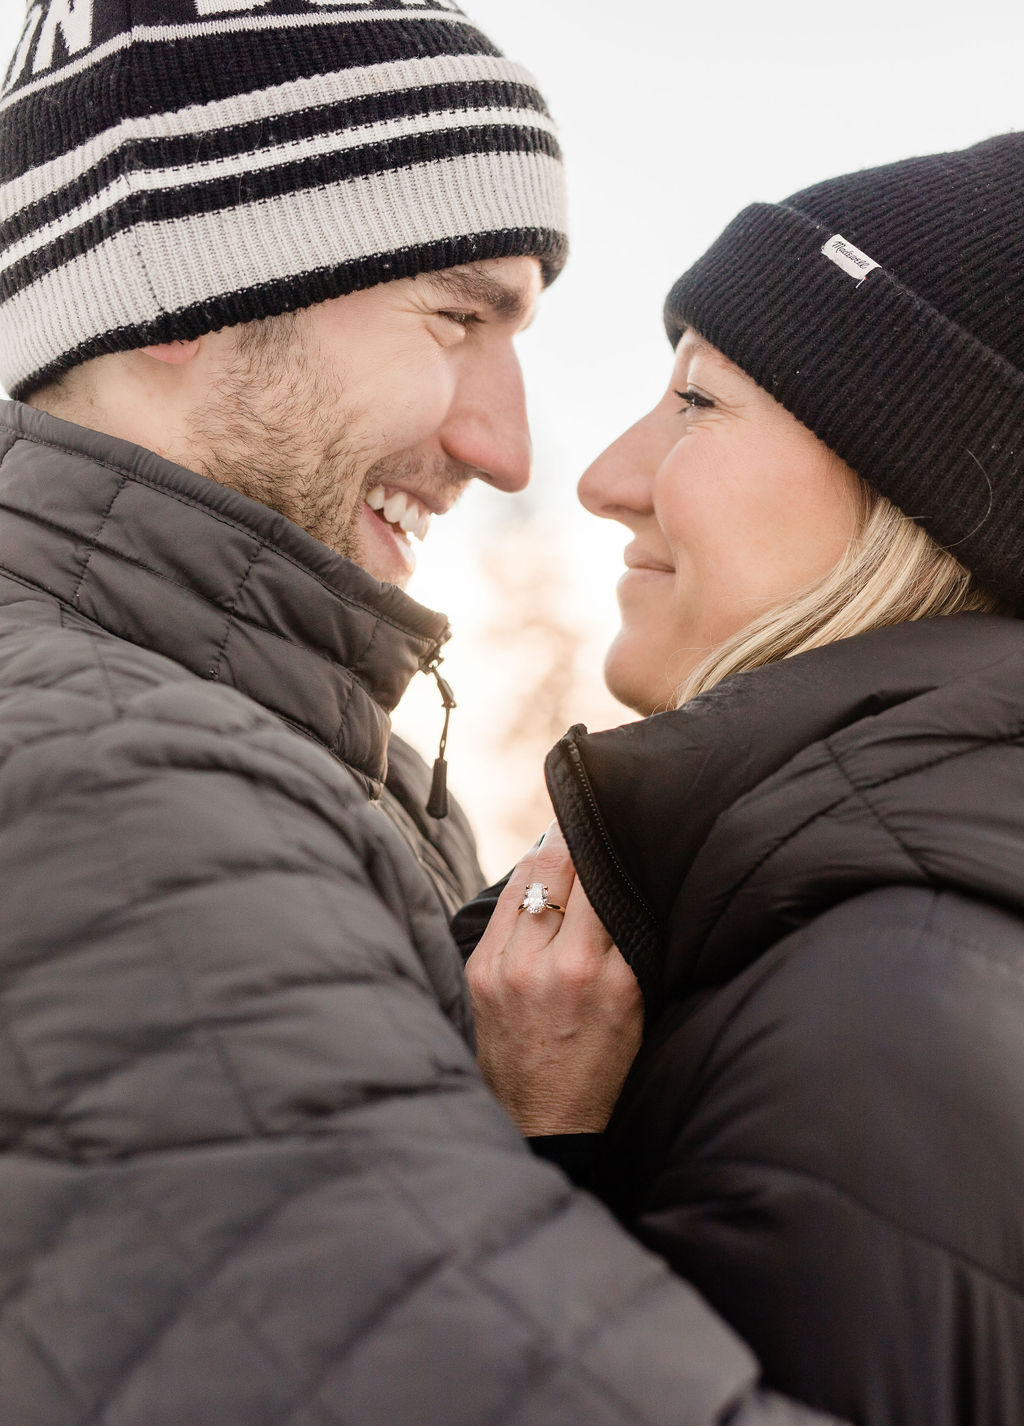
[466,823,643,1136]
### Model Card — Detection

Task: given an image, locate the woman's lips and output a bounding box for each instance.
[622,543,674,575]
[618,545,674,601]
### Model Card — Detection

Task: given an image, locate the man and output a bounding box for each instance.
[0,2,844,1422]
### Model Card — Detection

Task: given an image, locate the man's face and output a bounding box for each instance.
[186,257,542,588]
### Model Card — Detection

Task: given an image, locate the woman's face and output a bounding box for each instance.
[578,332,861,714]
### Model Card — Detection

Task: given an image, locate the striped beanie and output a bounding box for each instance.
[664,133,1024,611]
[0,0,568,400]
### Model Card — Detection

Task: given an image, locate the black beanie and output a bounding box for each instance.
[664,133,1024,611]
[0,0,567,400]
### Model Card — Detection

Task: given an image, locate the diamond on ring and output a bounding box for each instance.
[519,882,565,915]
[522,882,549,915]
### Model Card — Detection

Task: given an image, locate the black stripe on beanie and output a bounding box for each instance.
[0,16,503,184]
[0,125,561,305]
[4,0,476,65]
[664,137,1024,611]
[0,78,553,252]
[15,226,568,398]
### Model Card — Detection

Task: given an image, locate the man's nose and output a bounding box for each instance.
[441,346,532,493]
[578,414,657,521]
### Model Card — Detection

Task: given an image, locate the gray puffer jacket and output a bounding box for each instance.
[0,402,843,1426]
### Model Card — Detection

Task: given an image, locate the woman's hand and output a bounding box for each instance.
[465,822,643,1137]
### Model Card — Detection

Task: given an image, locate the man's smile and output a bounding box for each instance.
[359,477,465,586]
[365,484,432,543]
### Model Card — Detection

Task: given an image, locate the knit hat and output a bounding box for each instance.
[664,133,1024,611]
[0,0,567,400]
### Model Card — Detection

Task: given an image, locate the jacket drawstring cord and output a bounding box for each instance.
[425,657,456,820]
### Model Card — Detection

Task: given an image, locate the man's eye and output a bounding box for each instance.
[438,310,481,329]
[674,388,715,413]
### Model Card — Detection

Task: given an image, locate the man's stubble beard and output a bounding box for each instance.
[186,319,370,561]
[184,314,476,567]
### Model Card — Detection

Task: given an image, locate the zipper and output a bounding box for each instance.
[563,730,659,927]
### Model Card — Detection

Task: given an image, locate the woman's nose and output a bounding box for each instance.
[577,413,658,522]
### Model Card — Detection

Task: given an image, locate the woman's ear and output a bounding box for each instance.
[140,339,201,366]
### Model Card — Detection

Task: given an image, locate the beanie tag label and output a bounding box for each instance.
[821,234,880,284]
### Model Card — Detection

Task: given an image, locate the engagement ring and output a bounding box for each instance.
[519,882,566,916]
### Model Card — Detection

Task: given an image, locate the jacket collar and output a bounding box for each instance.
[0,401,450,790]
[547,614,1024,1009]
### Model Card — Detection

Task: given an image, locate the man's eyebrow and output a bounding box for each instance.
[421,267,533,323]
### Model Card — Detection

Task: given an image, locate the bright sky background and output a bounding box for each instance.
[2,1,1022,872]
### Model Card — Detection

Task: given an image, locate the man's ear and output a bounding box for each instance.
[140,339,201,366]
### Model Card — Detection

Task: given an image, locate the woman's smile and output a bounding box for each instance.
[621,540,675,577]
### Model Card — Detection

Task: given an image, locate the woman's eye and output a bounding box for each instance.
[674,388,715,413]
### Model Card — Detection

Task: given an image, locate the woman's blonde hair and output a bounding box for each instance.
[676,477,1006,705]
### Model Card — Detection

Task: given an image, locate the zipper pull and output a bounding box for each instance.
[425,657,456,820]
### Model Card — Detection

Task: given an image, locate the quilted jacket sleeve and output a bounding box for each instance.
[0,669,844,1426]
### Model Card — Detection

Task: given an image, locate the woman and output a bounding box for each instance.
[459,132,1024,1426]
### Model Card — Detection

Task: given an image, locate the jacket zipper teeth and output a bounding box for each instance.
[565,738,658,926]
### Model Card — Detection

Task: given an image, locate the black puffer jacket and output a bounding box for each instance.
[540,614,1024,1426]
[0,403,843,1426]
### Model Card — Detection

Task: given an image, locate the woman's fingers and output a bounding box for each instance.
[489,820,576,949]
[466,824,643,1136]
[466,821,574,1002]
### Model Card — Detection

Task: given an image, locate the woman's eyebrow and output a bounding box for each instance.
[678,327,713,357]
